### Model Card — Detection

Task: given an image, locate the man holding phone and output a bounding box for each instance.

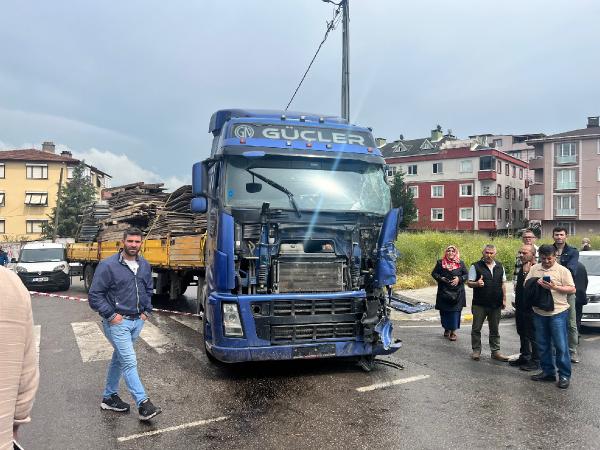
[525,245,575,389]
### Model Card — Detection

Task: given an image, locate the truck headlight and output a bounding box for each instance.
[16,266,27,273]
[53,264,67,272]
[222,303,244,337]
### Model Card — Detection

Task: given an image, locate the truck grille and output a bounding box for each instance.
[272,298,353,316]
[277,260,344,293]
[271,322,357,344]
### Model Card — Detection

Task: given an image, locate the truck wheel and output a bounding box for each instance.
[83,265,95,292]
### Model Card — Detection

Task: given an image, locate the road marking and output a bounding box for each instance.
[33,325,41,361]
[140,320,176,354]
[169,315,202,333]
[71,322,114,362]
[583,336,600,342]
[117,416,229,443]
[356,374,430,392]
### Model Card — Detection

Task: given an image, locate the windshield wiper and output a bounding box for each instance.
[246,168,301,218]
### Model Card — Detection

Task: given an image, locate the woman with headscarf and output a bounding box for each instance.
[431,245,468,341]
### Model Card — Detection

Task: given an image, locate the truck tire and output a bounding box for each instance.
[83,265,95,292]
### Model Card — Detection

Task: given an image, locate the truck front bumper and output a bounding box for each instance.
[206,339,401,364]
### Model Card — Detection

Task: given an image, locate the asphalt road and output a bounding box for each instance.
[20,280,600,449]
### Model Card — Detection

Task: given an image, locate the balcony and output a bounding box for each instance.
[478,171,496,181]
[555,208,576,217]
[555,155,577,165]
[478,195,497,204]
[555,181,577,191]
[528,157,545,170]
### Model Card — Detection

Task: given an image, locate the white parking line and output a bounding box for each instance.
[140,320,176,354]
[71,322,114,362]
[583,336,600,342]
[356,374,430,392]
[169,315,202,333]
[117,416,229,442]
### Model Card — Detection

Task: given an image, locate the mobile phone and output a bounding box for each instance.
[543,275,551,283]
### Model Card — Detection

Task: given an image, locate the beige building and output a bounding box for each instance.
[526,117,600,236]
[0,142,111,241]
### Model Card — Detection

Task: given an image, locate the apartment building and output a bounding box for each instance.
[0,142,111,241]
[526,117,600,236]
[382,136,528,233]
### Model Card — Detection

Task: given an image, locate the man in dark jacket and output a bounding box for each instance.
[552,226,580,363]
[89,228,162,421]
[510,244,539,371]
[0,246,9,266]
[467,244,509,362]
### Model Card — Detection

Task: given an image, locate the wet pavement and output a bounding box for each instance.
[21,280,600,449]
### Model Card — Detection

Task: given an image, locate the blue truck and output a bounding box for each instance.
[191,109,402,368]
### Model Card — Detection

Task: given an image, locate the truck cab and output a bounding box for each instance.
[15,241,71,291]
[192,109,402,365]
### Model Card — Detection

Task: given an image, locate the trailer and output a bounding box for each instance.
[67,234,206,301]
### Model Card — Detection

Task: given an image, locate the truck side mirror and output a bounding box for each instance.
[191,197,208,213]
[192,161,208,196]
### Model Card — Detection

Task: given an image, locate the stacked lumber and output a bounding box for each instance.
[76,202,111,242]
[86,183,206,242]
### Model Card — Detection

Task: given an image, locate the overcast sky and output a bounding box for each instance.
[1,0,598,189]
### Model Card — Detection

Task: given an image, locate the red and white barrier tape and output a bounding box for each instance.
[29,291,202,318]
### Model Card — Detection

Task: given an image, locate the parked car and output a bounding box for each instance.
[579,251,600,329]
[15,242,71,291]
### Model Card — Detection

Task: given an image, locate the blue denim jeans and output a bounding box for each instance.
[102,318,147,406]
[533,310,571,379]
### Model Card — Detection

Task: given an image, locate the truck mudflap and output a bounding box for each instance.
[206,339,402,364]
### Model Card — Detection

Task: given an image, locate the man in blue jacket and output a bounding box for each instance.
[88,227,162,421]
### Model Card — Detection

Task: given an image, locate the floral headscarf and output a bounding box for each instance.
[441,245,461,271]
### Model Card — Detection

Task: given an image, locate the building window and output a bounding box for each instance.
[459,160,473,173]
[556,196,576,216]
[505,186,510,199]
[598,195,600,208]
[505,163,509,175]
[497,184,502,197]
[530,194,544,210]
[408,164,417,175]
[408,185,419,198]
[512,209,516,222]
[505,209,510,222]
[497,207,502,221]
[556,221,575,235]
[555,142,577,164]
[492,139,503,148]
[414,209,419,221]
[25,192,48,206]
[431,185,444,198]
[556,169,577,190]
[0,192,4,207]
[512,151,522,160]
[479,205,495,220]
[0,220,4,233]
[519,210,524,222]
[518,189,523,201]
[432,162,443,174]
[26,220,48,234]
[480,156,495,171]
[512,188,516,200]
[431,208,444,221]
[67,166,75,179]
[26,164,48,179]
[459,184,473,197]
[0,164,4,179]
[597,167,600,181]
[511,166,516,178]
[519,168,523,180]
[496,160,502,173]
[459,208,473,221]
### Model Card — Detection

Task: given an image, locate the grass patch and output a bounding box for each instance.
[393,231,597,290]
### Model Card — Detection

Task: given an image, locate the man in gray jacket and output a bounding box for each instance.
[89,227,162,421]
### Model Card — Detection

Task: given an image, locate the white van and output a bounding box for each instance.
[15,242,71,291]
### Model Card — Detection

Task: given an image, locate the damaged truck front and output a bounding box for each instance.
[191,109,402,367]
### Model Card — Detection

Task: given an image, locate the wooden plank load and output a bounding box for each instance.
[78,183,207,242]
[77,202,111,242]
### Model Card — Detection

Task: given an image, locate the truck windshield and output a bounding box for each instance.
[19,248,65,263]
[224,156,391,215]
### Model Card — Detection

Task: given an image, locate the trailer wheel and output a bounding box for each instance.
[83,265,95,292]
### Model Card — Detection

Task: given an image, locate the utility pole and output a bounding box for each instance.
[52,167,64,242]
[341,0,350,121]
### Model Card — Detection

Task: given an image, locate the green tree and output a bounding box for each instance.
[44,162,96,239]
[390,172,417,229]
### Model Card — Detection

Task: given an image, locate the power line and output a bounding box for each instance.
[285,4,343,111]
